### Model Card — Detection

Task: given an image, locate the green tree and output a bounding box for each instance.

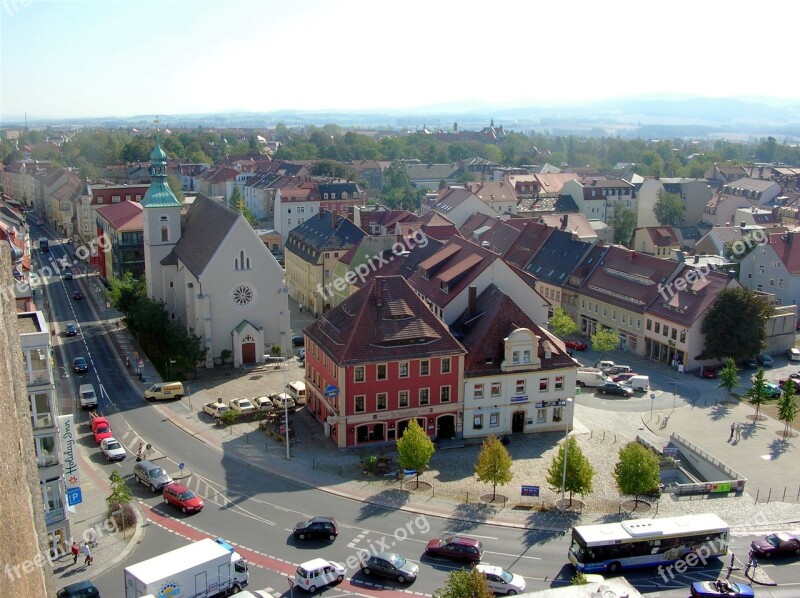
[396,420,435,487]
[778,381,799,438]
[167,174,185,203]
[548,307,578,338]
[108,271,146,314]
[700,288,773,362]
[745,368,770,420]
[545,436,594,507]
[474,435,513,500]
[654,189,685,225]
[613,441,660,505]
[611,205,637,246]
[591,328,620,352]
[166,321,208,378]
[230,186,258,226]
[717,357,740,397]
[434,568,494,598]
[106,470,133,510]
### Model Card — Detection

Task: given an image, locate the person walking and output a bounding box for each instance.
[70,541,79,565]
[735,423,742,442]
[81,542,92,566]
[729,422,735,441]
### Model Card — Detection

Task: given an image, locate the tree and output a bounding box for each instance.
[654,189,685,226]
[700,288,773,362]
[108,271,146,314]
[548,308,578,338]
[613,441,660,505]
[434,568,494,598]
[591,328,620,352]
[166,321,208,377]
[745,368,770,420]
[474,435,513,500]
[229,186,258,226]
[778,382,798,438]
[611,205,637,246]
[545,436,594,507]
[106,470,133,510]
[167,174,185,203]
[717,357,740,397]
[396,420,435,487]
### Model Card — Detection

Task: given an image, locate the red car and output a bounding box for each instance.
[72,290,83,300]
[750,532,800,558]
[700,366,717,379]
[612,372,637,383]
[565,340,588,351]
[162,483,204,514]
[90,416,112,444]
[425,535,483,563]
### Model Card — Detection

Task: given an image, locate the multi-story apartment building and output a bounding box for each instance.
[95,200,145,281]
[75,183,149,248]
[561,177,635,223]
[19,310,72,555]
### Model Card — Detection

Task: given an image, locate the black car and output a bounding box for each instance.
[361,552,419,583]
[64,270,73,280]
[65,323,77,337]
[292,334,305,347]
[597,382,634,397]
[57,580,100,597]
[73,356,89,373]
[293,516,338,541]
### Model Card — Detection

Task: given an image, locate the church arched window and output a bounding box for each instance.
[161,225,169,242]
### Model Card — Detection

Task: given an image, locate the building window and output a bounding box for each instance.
[489,413,499,427]
[769,278,775,287]
[441,357,451,374]
[759,266,765,275]
[354,395,365,413]
[354,366,364,383]
[523,350,531,364]
[779,278,784,288]
[30,393,53,429]
[419,388,430,405]
[42,480,63,519]
[512,351,520,365]
[474,383,484,399]
[680,329,686,343]
[663,325,669,337]
[539,378,548,392]
[553,406,563,423]
[376,364,387,380]
[34,434,58,467]
[515,379,525,394]
[654,322,660,334]
[537,409,546,424]
[376,393,388,410]
[671,328,677,340]
[419,360,429,376]
[555,376,564,391]
[398,390,409,408]
[398,362,409,378]
[490,382,501,397]
[440,386,450,402]
[161,225,169,242]
[473,414,483,429]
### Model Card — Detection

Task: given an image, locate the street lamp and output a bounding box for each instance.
[561,398,573,507]
[283,361,290,459]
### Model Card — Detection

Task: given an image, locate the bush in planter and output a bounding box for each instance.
[270,344,282,357]
[363,455,378,474]
[220,409,237,426]
[220,349,233,364]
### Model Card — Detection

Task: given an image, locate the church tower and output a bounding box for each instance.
[141,138,182,301]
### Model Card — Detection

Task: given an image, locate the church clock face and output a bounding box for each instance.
[231,284,255,308]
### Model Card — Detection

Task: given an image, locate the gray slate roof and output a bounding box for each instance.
[170,193,240,277]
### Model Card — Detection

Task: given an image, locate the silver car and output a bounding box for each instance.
[475,565,526,595]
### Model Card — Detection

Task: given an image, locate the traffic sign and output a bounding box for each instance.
[179,463,185,471]
[324,384,339,398]
[650,393,656,400]
[521,485,540,497]
[66,487,83,506]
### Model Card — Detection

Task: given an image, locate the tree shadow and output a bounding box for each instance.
[709,404,731,421]
[355,488,411,521]
[741,421,762,440]
[444,502,498,533]
[768,437,793,460]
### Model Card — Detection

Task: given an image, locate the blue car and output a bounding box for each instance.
[764,383,782,398]
[690,580,754,597]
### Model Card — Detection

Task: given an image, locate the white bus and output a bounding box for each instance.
[568,513,730,574]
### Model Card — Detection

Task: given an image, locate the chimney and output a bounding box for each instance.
[740,221,746,232]
[591,179,598,186]
[561,215,568,229]
[694,255,700,264]
[468,285,477,317]
[375,278,384,307]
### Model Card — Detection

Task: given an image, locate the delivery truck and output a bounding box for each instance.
[576,368,611,388]
[124,538,249,598]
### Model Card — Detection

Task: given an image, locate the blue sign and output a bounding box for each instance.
[650,393,656,400]
[521,485,540,497]
[510,395,529,404]
[324,384,339,398]
[179,463,185,471]
[66,487,83,506]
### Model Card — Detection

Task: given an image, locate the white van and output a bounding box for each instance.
[286,381,306,405]
[577,369,610,388]
[79,384,98,409]
[294,558,345,593]
[144,382,185,401]
[626,375,650,392]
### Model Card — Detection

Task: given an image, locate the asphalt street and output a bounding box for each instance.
[36,227,800,597]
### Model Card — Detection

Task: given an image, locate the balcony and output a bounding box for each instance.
[26,368,51,387]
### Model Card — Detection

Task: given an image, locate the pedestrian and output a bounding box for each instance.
[70,541,79,565]
[81,542,92,566]
[729,422,735,441]
[86,528,97,548]
[735,423,742,441]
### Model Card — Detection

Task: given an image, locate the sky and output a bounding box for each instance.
[2,0,800,121]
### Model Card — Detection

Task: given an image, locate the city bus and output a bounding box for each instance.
[568,513,730,574]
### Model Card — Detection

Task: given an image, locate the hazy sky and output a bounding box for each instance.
[2,0,799,120]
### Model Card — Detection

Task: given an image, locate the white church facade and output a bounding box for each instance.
[142,140,290,368]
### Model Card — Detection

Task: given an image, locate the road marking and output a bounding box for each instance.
[485,550,541,560]
[443,532,498,540]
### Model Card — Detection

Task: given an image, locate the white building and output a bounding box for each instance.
[142,140,289,368]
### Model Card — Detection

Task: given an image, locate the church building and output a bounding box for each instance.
[142,139,289,368]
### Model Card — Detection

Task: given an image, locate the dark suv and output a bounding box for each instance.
[293,516,338,541]
[425,535,484,563]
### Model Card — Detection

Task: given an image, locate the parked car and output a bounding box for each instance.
[596,382,634,397]
[565,339,588,351]
[788,348,800,362]
[270,392,296,412]
[605,365,632,376]
[72,290,83,300]
[762,382,782,398]
[758,354,774,367]
[361,552,418,583]
[251,396,274,412]
[750,532,800,558]
[295,558,345,593]
[56,580,100,597]
[700,365,717,379]
[163,482,204,514]
[293,516,338,541]
[202,401,229,418]
[475,565,526,595]
[292,334,305,347]
[297,348,306,360]
[745,357,759,369]
[611,372,637,383]
[778,372,800,393]
[65,322,78,337]
[63,270,73,280]
[595,360,615,371]
[100,437,126,461]
[690,580,754,597]
[229,397,256,415]
[424,535,483,563]
[73,356,88,373]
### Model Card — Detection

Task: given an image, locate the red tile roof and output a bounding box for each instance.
[647,268,737,326]
[96,200,144,231]
[768,231,800,274]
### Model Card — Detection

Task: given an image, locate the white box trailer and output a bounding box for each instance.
[124,538,249,598]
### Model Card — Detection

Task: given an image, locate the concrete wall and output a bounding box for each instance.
[0,248,56,596]
[669,432,745,486]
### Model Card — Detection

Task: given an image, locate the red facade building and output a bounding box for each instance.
[304,275,466,448]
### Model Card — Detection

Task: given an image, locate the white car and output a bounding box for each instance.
[787,348,800,362]
[229,591,272,598]
[100,437,127,461]
[270,392,296,412]
[203,401,229,418]
[295,558,345,593]
[251,396,275,412]
[475,565,526,595]
[229,398,256,414]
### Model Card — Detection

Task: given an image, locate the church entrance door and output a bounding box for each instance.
[242,342,256,364]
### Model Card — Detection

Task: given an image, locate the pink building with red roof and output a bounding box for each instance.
[95,201,144,280]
